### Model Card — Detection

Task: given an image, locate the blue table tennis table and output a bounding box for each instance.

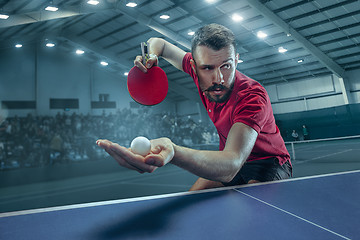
[0,170,359,240]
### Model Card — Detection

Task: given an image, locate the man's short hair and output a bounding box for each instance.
[191,23,236,59]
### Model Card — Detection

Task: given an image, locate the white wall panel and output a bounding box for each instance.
[306,94,344,109]
[276,75,335,100]
[272,100,306,114]
[266,71,360,114]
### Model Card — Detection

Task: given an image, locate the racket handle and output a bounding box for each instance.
[141,42,149,65]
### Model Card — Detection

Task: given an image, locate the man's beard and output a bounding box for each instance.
[203,83,233,103]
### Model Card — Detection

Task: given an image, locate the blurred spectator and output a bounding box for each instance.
[0,143,5,169]
[302,125,309,140]
[291,130,299,141]
[49,132,63,165]
[4,120,12,140]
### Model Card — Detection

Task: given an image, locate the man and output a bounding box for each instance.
[97,23,291,191]
[302,125,309,140]
[292,130,299,141]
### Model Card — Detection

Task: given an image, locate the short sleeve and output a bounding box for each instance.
[232,92,269,134]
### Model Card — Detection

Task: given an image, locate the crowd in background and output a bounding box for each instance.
[0,108,219,170]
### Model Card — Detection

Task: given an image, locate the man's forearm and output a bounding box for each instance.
[147,37,186,71]
[171,144,245,183]
[147,37,166,58]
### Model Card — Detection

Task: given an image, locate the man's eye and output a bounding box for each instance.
[221,64,231,69]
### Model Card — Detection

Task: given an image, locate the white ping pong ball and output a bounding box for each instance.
[130,136,151,156]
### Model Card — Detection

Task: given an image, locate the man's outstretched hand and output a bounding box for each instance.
[96,137,174,173]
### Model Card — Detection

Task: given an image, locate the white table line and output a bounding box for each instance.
[233,189,351,240]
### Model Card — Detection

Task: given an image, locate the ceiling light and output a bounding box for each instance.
[87,0,99,5]
[124,72,129,76]
[15,44,22,48]
[100,61,108,66]
[126,1,137,7]
[0,14,9,19]
[188,31,195,36]
[45,5,58,12]
[76,49,84,55]
[231,13,243,22]
[257,31,267,39]
[46,43,55,47]
[297,59,304,63]
[206,0,216,3]
[160,14,170,20]
[278,47,287,53]
[238,59,244,63]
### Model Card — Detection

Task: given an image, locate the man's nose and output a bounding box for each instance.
[213,68,224,84]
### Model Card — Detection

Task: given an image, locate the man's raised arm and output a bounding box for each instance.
[134,37,186,72]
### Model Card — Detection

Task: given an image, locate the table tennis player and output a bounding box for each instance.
[97,23,292,191]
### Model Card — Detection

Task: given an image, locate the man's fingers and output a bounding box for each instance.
[134,54,158,72]
[134,55,147,73]
[150,145,162,154]
[105,148,145,173]
[145,154,170,167]
[145,138,174,167]
[145,148,173,167]
[97,139,158,173]
[145,155,164,167]
[145,56,158,69]
[98,139,147,173]
[96,139,113,150]
[109,143,157,173]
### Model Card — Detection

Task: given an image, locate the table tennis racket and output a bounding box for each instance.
[127,42,168,106]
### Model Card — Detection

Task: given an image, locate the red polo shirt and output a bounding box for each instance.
[182,53,290,165]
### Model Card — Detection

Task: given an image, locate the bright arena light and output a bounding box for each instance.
[126,2,137,7]
[257,31,267,39]
[100,61,108,66]
[160,15,170,20]
[46,43,55,47]
[231,13,243,22]
[45,5,58,12]
[87,0,99,5]
[0,14,9,19]
[15,44,22,48]
[76,49,85,55]
[278,47,288,53]
[188,31,195,36]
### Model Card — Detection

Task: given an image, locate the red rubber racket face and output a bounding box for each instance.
[127,66,168,106]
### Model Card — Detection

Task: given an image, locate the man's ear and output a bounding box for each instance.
[190,59,197,75]
[235,53,240,67]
